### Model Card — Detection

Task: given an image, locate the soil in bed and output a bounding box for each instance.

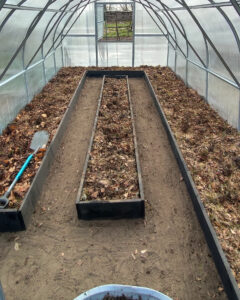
[82,76,139,201]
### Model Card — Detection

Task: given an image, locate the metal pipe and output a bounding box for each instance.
[95,2,98,66]
[132,2,135,67]
[0,48,60,87]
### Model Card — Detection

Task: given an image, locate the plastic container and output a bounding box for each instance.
[0,282,5,300]
[74,284,172,300]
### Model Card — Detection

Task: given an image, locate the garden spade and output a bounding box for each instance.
[0,130,49,209]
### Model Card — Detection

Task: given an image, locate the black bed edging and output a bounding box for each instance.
[143,72,240,300]
[76,73,145,219]
[0,71,88,232]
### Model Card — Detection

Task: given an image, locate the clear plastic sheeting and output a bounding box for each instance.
[194,7,240,81]
[176,53,186,82]
[98,42,132,66]
[26,64,45,101]
[0,9,39,81]
[0,0,240,131]
[187,62,206,97]
[135,36,167,66]
[0,75,27,133]
[168,46,176,71]
[67,3,95,34]
[63,37,96,66]
[208,74,240,129]
[135,3,164,34]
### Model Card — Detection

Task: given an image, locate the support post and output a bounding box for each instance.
[132,2,135,67]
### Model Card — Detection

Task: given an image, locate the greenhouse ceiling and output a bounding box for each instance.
[0,0,240,132]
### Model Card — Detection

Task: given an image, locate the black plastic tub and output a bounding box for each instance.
[76,74,145,219]
[0,71,88,232]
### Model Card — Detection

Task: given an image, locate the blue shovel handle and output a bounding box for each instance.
[6,153,34,197]
[15,154,34,180]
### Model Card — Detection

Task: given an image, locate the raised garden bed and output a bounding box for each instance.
[143,72,240,300]
[0,69,87,231]
[76,74,144,219]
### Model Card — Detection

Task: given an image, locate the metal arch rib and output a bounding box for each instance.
[46,0,90,58]
[139,1,178,49]
[0,0,57,81]
[208,0,240,52]
[138,0,184,57]
[25,0,78,68]
[180,0,240,87]
[0,0,28,33]
[230,0,240,17]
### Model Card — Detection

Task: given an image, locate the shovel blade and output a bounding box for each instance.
[30,130,49,151]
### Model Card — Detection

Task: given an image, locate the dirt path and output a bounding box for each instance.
[0,77,226,300]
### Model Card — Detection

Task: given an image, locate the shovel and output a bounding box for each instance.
[0,130,49,209]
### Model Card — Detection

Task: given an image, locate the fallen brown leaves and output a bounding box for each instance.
[145,66,240,286]
[82,77,139,201]
[0,67,85,208]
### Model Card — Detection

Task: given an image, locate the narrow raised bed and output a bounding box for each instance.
[76,75,144,219]
[0,71,88,232]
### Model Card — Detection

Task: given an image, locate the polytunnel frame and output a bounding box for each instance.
[0,0,240,129]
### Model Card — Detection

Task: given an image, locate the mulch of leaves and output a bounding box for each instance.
[0,65,239,285]
[144,66,240,286]
[0,67,85,208]
[81,77,139,201]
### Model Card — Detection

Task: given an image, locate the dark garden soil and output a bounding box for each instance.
[0,65,238,294]
[103,294,139,300]
[82,77,139,201]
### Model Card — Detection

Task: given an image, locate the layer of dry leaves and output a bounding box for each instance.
[0,65,239,286]
[82,76,139,201]
[0,67,85,208]
[144,66,240,287]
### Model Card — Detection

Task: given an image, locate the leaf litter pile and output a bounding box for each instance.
[81,77,139,201]
[145,66,240,286]
[0,65,239,285]
[0,67,85,208]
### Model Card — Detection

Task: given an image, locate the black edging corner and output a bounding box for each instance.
[0,71,88,232]
[143,71,240,300]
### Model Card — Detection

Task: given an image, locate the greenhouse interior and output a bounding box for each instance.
[0,1,239,300]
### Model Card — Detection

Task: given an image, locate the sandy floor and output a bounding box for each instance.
[0,77,226,300]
